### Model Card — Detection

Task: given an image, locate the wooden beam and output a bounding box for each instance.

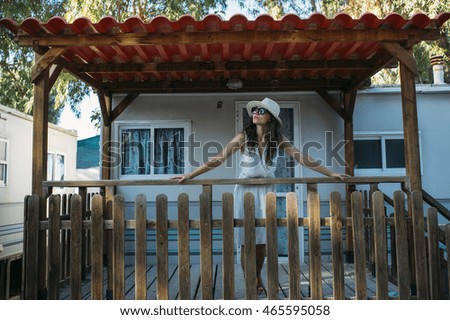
[73,59,376,73]
[100,93,112,180]
[343,89,357,262]
[31,48,65,83]
[97,92,111,127]
[55,57,104,92]
[48,65,63,89]
[104,78,353,94]
[31,53,50,299]
[382,42,418,76]
[316,90,345,119]
[110,93,140,123]
[15,29,441,47]
[399,58,422,192]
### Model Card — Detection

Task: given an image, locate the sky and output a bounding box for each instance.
[58,0,255,140]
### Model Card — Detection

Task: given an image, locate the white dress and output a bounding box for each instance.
[234,142,278,246]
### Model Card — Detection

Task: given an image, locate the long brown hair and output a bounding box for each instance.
[242,115,282,166]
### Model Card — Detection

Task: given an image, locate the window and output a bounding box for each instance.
[117,121,190,178]
[47,152,65,181]
[354,133,409,174]
[0,139,7,187]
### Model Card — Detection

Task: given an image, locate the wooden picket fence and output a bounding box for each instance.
[22,189,450,300]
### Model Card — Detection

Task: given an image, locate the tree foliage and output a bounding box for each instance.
[0,0,448,127]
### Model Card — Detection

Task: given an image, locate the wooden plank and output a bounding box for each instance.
[372,191,389,300]
[265,192,279,300]
[243,192,257,300]
[42,176,410,188]
[18,29,441,48]
[78,187,88,280]
[135,194,147,299]
[393,190,411,299]
[91,195,104,300]
[287,192,301,299]
[31,47,66,83]
[308,191,322,299]
[156,194,169,300]
[222,193,235,300]
[382,42,418,75]
[200,192,213,300]
[48,195,61,299]
[178,193,191,300]
[113,194,125,299]
[110,93,140,123]
[351,191,367,299]
[400,61,422,192]
[426,208,442,299]
[330,192,345,300]
[24,195,39,299]
[70,195,83,300]
[316,89,345,119]
[410,190,429,299]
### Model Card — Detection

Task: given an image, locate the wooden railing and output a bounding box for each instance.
[21,177,450,300]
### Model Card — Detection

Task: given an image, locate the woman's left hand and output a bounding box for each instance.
[330,173,351,181]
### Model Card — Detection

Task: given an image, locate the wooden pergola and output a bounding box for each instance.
[1,12,449,299]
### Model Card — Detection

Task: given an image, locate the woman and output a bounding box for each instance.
[173,97,346,296]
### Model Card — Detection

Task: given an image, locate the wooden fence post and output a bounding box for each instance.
[178,193,191,300]
[70,194,83,300]
[113,194,125,300]
[134,194,147,300]
[244,192,257,300]
[24,195,40,300]
[222,193,235,300]
[308,191,322,300]
[265,192,278,300]
[287,192,300,299]
[156,194,168,300]
[48,195,61,299]
[200,192,213,300]
[372,191,389,299]
[351,191,367,299]
[410,190,429,299]
[91,195,104,300]
[330,192,344,300]
[427,208,442,299]
[393,190,411,299]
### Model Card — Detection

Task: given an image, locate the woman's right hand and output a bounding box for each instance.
[171,174,191,184]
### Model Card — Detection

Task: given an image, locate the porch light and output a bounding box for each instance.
[227,78,243,90]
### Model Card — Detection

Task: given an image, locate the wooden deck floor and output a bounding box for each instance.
[59,258,398,300]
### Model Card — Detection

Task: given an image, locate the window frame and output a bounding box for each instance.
[47,151,66,181]
[113,120,191,179]
[354,131,422,176]
[0,138,8,187]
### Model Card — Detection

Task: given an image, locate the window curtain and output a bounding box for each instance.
[121,129,152,175]
[154,128,184,175]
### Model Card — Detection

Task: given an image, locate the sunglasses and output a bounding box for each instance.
[251,107,268,115]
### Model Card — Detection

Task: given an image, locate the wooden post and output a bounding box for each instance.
[134,194,147,300]
[399,58,422,192]
[351,191,367,299]
[265,192,279,300]
[330,192,344,300]
[31,53,49,299]
[344,90,356,263]
[156,194,169,300]
[178,193,191,300]
[287,192,300,300]
[222,193,235,300]
[113,195,125,300]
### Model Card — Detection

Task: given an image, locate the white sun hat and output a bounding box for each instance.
[246,97,282,126]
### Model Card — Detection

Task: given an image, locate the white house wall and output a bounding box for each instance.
[0,104,78,226]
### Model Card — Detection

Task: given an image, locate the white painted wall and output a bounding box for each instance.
[0,104,78,226]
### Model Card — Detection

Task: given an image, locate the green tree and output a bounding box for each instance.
[0,0,227,125]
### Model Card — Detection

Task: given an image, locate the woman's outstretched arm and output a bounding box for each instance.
[172,132,244,183]
[279,136,348,180]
